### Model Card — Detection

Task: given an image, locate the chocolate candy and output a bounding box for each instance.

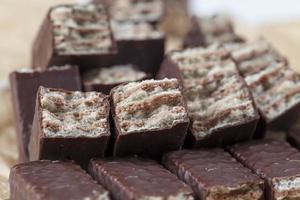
[157,45,259,148]
[9,66,81,162]
[83,64,148,94]
[227,40,300,136]
[10,160,109,200]
[110,78,189,159]
[163,149,264,200]
[32,3,117,71]
[111,20,165,75]
[228,139,300,200]
[89,157,194,200]
[184,15,244,48]
[29,87,110,167]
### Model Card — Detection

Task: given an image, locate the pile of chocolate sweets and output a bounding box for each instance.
[8,1,300,200]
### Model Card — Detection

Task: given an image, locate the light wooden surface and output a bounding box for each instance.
[0,0,300,199]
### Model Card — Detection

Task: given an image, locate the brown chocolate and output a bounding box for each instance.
[228,139,300,200]
[10,160,109,200]
[29,87,110,167]
[31,3,117,71]
[163,149,264,200]
[110,78,190,159]
[9,66,81,162]
[89,157,194,200]
[157,45,259,148]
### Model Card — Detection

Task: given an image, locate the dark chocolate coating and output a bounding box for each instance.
[157,58,260,148]
[163,149,264,200]
[115,38,165,75]
[31,5,117,72]
[88,157,194,200]
[28,87,111,168]
[9,67,81,162]
[110,82,190,160]
[228,139,300,200]
[9,160,109,200]
[287,126,300,151]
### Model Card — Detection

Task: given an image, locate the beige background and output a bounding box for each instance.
[0,0,300,199]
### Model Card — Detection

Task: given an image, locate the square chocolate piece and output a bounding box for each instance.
[9,66,81,162]
[228,40,300,136]
[29,87,110,167]
[184,15,244,48]
[111,20,165,75]
[83,64,148,94]
[110,78,189,159]
[89,157,193,200]
[157,45,259,148]
[228,139,300,200]
[163,149,264,200]
[32,3,117,71]
[10,160,109,200]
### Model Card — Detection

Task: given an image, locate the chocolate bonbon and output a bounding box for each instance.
[157,45,259,147]
[89,157,194,200]
[32,3,117,71]
[228,139,300,200]
[10,160,109,200]
[163,149,264,200]
[110,78,189,158]
[29,87,110,167]
[9,66,81,162]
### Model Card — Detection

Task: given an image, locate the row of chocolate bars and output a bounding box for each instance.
[8,1,300,200]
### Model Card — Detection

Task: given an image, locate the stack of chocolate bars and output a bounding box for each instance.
[8,1,300,200]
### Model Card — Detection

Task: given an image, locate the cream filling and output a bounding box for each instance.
[274,177,300,200]
[40,88,108,137]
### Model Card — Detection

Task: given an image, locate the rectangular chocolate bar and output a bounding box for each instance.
[95,0,165,25]
[29,87,110,167]
[163,149,264,200]
[111,20,165,75]
[10,160,109,200]
[9,66,81,162]
[157,45,259,148]
[110,78,189,159]
[89,157,193,200]
[32,3,117,71]
[83,64,148,94]
[184,15,244,48]
[228,139,300,200]
[228,40,300,136]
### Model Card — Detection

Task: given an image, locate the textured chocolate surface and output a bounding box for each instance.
[111,79,189,158]
[29,87,110,167]
[163,149,264,200]
[184,15,243,48]
[158,45,259,147]
[228,40,300,132]
[10,160,109,200]
[228,139,300,200]
[9,66,81,162]
[32,3,117,70]
[89,157,193,200]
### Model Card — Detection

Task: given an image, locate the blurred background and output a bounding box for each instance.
[0,0,300,199]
